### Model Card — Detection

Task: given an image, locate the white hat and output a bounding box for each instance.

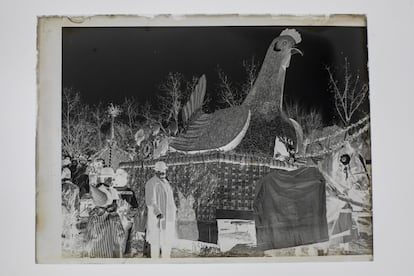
[99,167,115,178]
[154,161,168,172]
[62,158,71,167]
[61,167,71,180]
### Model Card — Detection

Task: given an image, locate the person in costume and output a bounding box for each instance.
[113,168,139,256]
[145,161,177,258]
[61,158,80,255]
[73,156,90,199]
[85,167,125,258]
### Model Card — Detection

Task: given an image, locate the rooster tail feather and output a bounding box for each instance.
[181,74,207,125]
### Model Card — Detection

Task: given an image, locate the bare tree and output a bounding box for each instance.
[121,97,140,136]
[158,72,183,127]
[62,87,80,144]
[284,101,323,136]
[62,87,94,157]
[216,56,259,107]
[139,101,165,131]
[216,66,239,107]
[325,57,369,126]
[241,56,259,96]
[90,102,107,149]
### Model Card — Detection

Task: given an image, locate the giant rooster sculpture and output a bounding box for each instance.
[238,28,304,159]
[153,28,304,158]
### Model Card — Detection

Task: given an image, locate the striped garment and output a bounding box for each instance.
[85,208,125,258]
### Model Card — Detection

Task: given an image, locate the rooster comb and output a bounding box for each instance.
[280,28,302,44]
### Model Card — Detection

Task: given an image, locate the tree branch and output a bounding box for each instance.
[325,59,369,126]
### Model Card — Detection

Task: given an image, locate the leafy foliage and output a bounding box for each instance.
[171,164,219,215]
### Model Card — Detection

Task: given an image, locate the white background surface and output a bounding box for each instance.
[1,0,413,275]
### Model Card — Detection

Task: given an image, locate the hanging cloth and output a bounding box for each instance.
[254,167,329,250]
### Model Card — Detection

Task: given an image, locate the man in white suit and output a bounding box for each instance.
[145,161,177,258]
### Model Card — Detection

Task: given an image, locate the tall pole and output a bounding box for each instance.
[111,115,115,142]
[107,103,121,168]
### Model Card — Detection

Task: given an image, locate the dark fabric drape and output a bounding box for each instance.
[254,167,328,250]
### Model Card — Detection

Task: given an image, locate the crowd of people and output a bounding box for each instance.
[61,156,177,258]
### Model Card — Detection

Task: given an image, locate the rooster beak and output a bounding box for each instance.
[291,48,303,56]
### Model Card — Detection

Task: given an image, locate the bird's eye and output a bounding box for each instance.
[274,39,289,52]
[340,154,351,165]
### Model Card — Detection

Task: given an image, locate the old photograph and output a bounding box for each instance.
[37,15,372,262]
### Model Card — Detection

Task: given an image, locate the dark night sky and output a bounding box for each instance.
[62,26,369,124]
